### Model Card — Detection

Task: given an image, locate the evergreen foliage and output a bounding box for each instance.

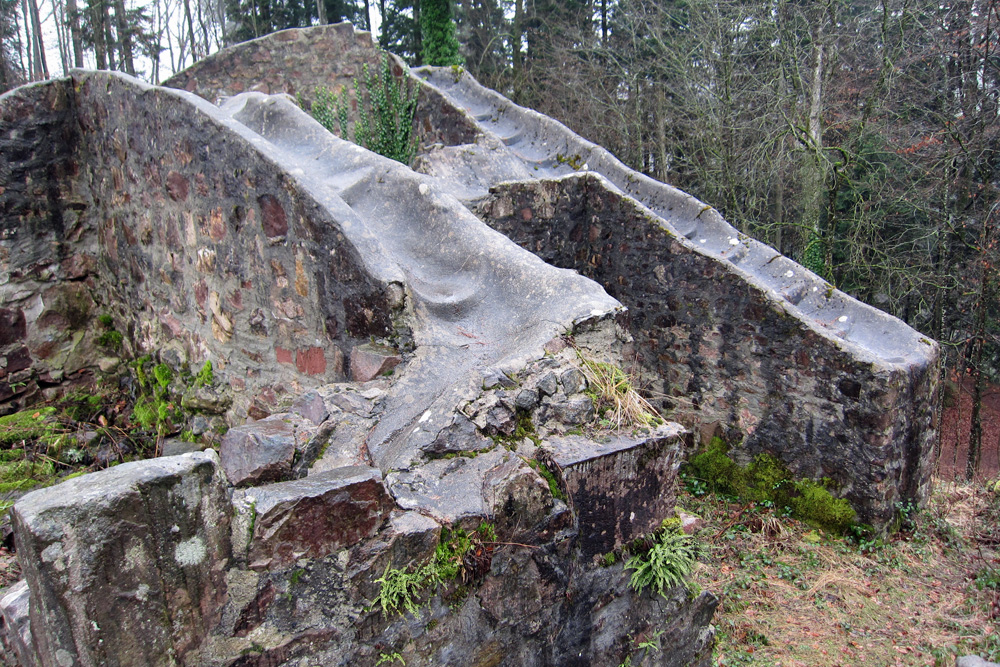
[307,53,418,165]
[419,0,461,66]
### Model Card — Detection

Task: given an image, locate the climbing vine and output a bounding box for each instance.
[305,53,418,166]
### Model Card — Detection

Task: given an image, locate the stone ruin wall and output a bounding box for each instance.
[0,52,720,667]
[476,175,938,527]
[162,23,480,149]
[0,62,407,422]
[0,79,95,412]
[0,20,941,667]
[161,24,939,527]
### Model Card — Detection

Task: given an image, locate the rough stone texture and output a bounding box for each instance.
[0,70,404,421]
[349,344,402,382]
[541,424,687,558]
[0,581,35,667]
[419,412,494,457]
[0,80,99,414]
[238,466,391,570]
[10,451,231,666]
[220,413,319,486]
[164,24,378,110]
[386,449,528,527]
[406,66,939,528]
[958,657,1000,667]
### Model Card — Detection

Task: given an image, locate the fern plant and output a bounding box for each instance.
[625,528,699,598]
[373,563,427,616]
[307,53,418,166]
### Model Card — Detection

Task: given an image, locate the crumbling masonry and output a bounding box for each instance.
[0,23,936,667]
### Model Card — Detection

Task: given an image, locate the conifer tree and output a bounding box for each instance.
[419,0,460,66]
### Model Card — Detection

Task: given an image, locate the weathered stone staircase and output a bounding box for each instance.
[0,22,937,666]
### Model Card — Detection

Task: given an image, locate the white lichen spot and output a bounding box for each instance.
[418,411,432,423]
[136,584,150,601]
[41,542,63,563]
[813,286,819,292]
[784,270,794,278]
[174,536,206,567]
[729,238,739,246]
[418,183,430,195]
[838,315,848,323]
[699,239,707,244]
[124,544,146,571]
[55,648,74,667]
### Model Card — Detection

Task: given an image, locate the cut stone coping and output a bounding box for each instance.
[413,66,937,371]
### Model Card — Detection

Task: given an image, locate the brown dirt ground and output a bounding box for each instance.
[685,479,1000,667]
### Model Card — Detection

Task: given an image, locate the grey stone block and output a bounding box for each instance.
[540,423,687,557]
[11,452,231,666]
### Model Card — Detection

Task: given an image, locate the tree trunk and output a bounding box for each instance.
[316,0,326,25]
[53,0,70,74]
[362,0,370,30]
[600,0,606,43]
[412,0,422,65]
[66,0,85,67]
[511,0,522,99]
[102,0,118,70]
[183,0,198,59]
[114,0,135,75]
[27,0,48,79]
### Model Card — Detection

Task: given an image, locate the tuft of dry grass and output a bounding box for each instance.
[683,477,1000,666]
[574,353,662,430]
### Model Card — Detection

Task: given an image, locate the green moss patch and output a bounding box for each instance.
[683,437,856,534]
[0,408,61,447]
[524,457,567,501]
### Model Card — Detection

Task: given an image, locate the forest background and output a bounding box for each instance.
[1,0,997,480]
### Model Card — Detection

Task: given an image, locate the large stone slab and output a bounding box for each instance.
[540,423,688,558]
[11,451,231,666]
[240,466,392,570]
